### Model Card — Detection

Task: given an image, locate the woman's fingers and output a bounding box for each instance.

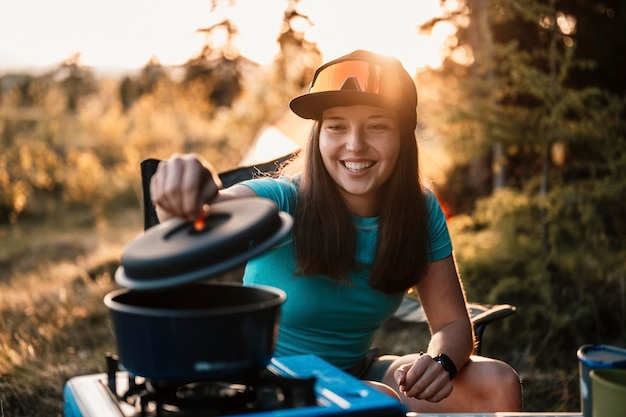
[151,154,220,221]
[178,157,209,220]
[395,355,453,403]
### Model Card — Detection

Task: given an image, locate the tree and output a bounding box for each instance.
[55,53,97,113]
[119,56,169,112]
[183,19,246,110]
[435,0,626,394]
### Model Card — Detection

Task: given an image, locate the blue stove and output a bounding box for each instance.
[63,354,407,417]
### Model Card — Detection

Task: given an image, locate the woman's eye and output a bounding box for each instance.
[368,123,390,131]
[325,123,346,132]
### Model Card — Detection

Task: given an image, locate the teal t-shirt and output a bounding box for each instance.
[240,177,452,370]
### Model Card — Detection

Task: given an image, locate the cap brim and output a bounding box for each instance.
[289,91,400,120]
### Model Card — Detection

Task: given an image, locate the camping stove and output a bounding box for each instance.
[64,354,407,417]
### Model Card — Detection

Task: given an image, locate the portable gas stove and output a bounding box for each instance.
[64,354,407,417]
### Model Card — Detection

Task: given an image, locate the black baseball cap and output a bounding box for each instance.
[289,49,418,128]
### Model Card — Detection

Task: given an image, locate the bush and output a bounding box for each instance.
[450,185,626,375]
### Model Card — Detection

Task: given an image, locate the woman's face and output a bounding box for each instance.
[319,104,401,216]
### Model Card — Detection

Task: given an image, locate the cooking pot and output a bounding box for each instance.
[105,197,292,382]
[104,282,285,382]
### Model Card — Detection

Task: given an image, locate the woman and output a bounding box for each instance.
[150,49,522,412]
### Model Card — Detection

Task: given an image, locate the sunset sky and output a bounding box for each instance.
[0,0,458,74]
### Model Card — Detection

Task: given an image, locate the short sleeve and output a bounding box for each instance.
[425,189,453,262]
[238,177,298,215]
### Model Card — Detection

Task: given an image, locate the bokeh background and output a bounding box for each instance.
[1,0,625,415]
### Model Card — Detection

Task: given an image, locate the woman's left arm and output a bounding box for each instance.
[394,255,474,401]
[418,254,474,369]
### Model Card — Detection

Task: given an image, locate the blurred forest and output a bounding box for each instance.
[1,0,625,415]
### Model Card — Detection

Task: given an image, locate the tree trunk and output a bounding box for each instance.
[468,0,506,191]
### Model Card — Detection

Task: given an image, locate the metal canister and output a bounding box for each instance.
[577,344,626,417]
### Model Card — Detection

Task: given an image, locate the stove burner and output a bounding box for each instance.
[105,354,316,417]
[174,381,251,402]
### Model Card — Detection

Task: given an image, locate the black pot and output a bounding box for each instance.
[105,198,292,382]
[104,282,286,382]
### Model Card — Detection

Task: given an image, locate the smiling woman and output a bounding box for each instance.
[0,0,457,72]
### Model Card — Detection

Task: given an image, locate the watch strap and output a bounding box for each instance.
[434,353,457,380]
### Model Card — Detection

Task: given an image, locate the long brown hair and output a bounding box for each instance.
[292,120,430,294]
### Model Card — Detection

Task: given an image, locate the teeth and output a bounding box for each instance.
[343,161,373,172]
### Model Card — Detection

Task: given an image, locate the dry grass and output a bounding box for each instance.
[0,209,142,416]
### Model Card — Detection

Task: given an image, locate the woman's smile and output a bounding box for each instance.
[342,159,376,173]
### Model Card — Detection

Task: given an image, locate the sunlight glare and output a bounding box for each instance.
[1,0,457,73]
[202,0,284,64]
[556,12,577,35]
[450,45,474,66]
[297,0,453,73]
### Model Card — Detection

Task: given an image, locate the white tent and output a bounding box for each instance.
[239,110,313,165]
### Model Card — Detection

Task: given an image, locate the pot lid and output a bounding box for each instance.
[115,197,292,290]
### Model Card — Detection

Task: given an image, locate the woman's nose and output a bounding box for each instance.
[345,129,367,152]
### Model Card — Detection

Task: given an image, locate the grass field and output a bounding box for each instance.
[0,209,139,416]
[0,208,579,416]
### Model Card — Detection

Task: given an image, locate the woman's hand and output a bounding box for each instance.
[394,354,454,402]
[150,153,222,222]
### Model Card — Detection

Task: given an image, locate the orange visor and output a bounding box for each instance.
[309,59,402,99]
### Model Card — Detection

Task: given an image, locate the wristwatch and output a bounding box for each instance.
[434,353,457,380]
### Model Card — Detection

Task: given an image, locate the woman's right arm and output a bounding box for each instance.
[150,153,257,222]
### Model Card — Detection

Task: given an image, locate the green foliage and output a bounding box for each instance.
[448,88,626,373]
[451,176,626,372]
[437,4,626,408]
